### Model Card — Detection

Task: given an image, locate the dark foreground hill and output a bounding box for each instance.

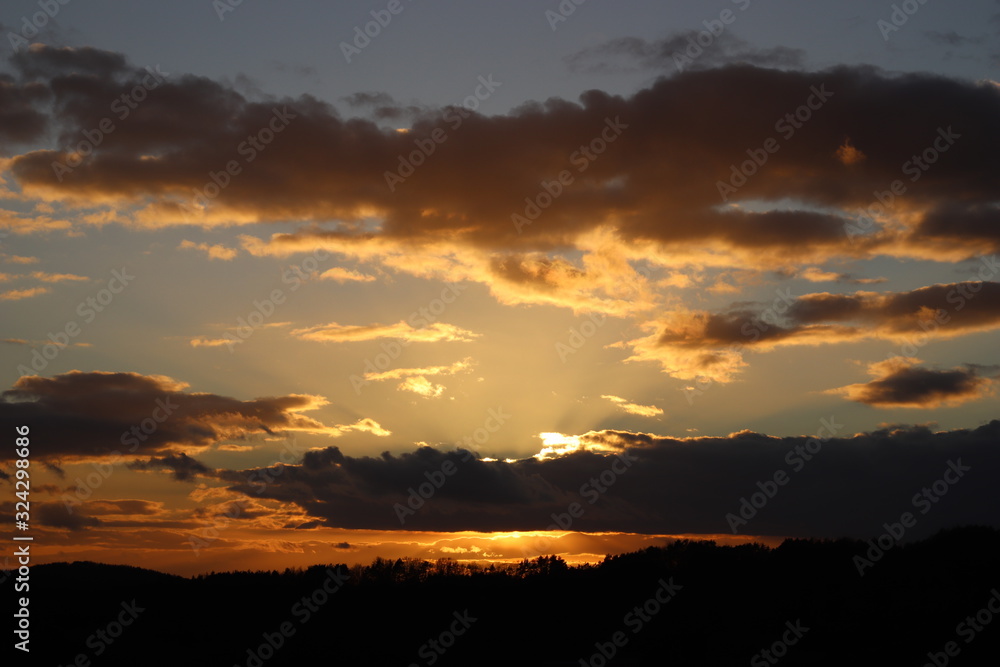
[12,526,1000,666]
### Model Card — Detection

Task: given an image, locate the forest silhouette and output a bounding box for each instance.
[20,526,1000,666]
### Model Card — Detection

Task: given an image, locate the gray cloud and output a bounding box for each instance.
[215,421,1000,539]
[0,371,335,462]
[830,360,999,407]
[565,32,806,74]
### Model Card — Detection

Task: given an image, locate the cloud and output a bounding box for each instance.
[317,267,376,283]
[28,271,88,282]
[81,499,164,515]
[0,69,50,151]
[923,30,985,47]
[128,453,213,481]
[0,255,39,264]
[397,376,445,398]
[0,286,50,300]
[210,421,1000,538]
[6,47,999,276]
[178,240,238,260]
[828,358,998,408]
[362,357,474,398]
[339,417,392,437]
[0,270,87,301]
[795,267,885,284]
[188,322,291,348]
[32,501,101,530]
[0,371,384,462]
[341,91,396,108]
[364,358,474,382]
[622,281,1000,381]
[290,320,479,343]
[534,431,624,460]
[601,394,663,417]
[834,138,866,165]
[565,32,806,74]
[189,337,234,348]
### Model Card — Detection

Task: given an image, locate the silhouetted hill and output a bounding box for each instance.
[33,560,186,588]
[12,526,1000,666]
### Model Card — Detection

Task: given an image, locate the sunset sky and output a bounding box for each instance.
[1,0,998,576]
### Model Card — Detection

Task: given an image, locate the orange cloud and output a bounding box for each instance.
[290,320,479,343]
[178,240,238,260]
[601,394,663,418]
[318,267,377,283]
[0,286,50,300]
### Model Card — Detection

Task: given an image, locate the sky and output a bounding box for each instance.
[0,0,998,576]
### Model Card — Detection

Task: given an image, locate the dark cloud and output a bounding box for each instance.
[831,359,998,407]
[42,460,65,477]
[128,453,213,481]
[271,61,318,79]
[789,282,1000,335]
[35,501,101,531]
[0,371,336,462]
[292,520,324,530]
[566,32,806,74]
[0,73,49,150]
[341,91,397,108]
[627,281,1000,381]
[10,44,128,79]
[212,422,1000,539]
[3,46,998,267]
[82,499,162,515]
[916,203,1000,246]
[923,31,986,46]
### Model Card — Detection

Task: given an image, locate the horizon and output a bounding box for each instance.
[2,0,999,581]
